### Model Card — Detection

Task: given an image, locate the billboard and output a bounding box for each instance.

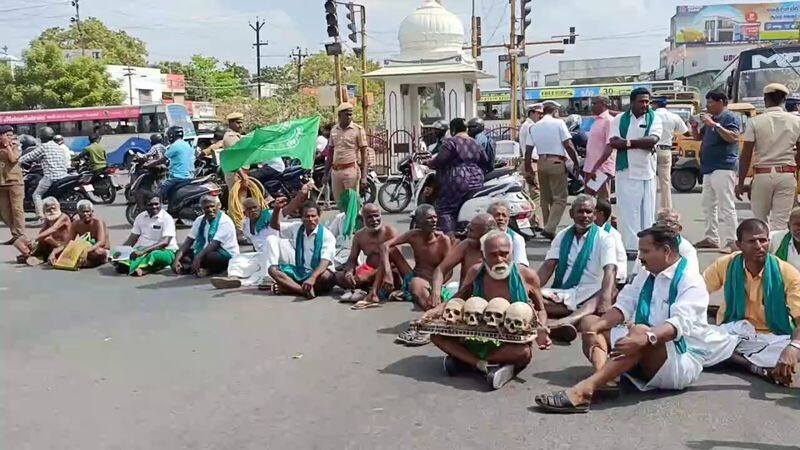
[558,56,641,80]
[673,2,800,44]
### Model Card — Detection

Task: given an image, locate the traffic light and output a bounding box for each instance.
[346,2,358,43]
[475,16,482,57]
[569,26,576,44]
[325,0,339,38]
[521,0,532,30]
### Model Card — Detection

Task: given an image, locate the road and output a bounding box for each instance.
[1,187,798,450]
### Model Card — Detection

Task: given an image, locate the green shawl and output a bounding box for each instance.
[635,257,689,354]
[194,212,223,255]
[616,108,655,171]
[337,188,362,239]
[254,209,273,234]
[775,232,794,262]
[553,224,599,289]
[472,263,528,303]
[723,253,795,335]
[291,225,326,281]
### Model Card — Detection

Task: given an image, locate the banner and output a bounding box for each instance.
[220,116,320,173]
[673,3,800,44]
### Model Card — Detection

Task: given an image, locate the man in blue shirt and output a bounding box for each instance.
[153,126,195,202]
[691,91,741,252]
[467,117,495,173]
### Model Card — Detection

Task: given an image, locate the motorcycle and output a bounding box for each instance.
[126,175,222,226]
[23,162,94,218]
[73,160,120,205]
[124,150,160,203]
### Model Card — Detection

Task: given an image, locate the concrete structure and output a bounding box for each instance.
[0,52,21,68]
[364,0,491,137]
[659,42,758,91]
[106,65,165,106]
[558,56,641,85]
[63,49,103,62]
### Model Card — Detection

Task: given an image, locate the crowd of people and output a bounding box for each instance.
[0,85,799,412]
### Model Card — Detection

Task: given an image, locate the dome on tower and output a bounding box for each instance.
[396,0,470,63]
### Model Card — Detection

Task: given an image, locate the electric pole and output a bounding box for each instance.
[249,17,268,100]
[123,66,136,105]
[70,0,84,57]
[509,0,518,135]
[290,47,309,92]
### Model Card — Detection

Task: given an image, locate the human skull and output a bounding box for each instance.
[463,297,489,327]
[443,298,465,324]
[483,297,511,328]
[503,302,534,334]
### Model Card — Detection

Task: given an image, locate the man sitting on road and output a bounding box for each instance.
[537,195,617,343]
[429,214,497,305]
[13,197,71,265]
[770,207,800,272]
[595,198,627,284]
[381,204,453,346]
[50,200,110,268]
[488,200,530,267]
[173,195,239,277]
[267,199,337,299]
[422,230,551,390]
[335,203,401,309]
[535,225,738,413]
[704,219,800,388]
[114,195,178,276]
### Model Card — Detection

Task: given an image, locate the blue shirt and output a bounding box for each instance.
[474,132,495,173]
[164,139,195,180]
[699,110,741,175]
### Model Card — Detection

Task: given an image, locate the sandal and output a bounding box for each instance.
[395,329,431,346]
[351,299,382,310]
[269,283,280,295]
[534,390,590,414]
[549,324,578,343]
[387,290,407,302]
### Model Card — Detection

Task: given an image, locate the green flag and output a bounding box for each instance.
[220,115,320,173]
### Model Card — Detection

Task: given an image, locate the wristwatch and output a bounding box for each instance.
[645,331,658,346]
[626,139,631,149]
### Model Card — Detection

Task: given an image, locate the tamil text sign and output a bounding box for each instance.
[673,2,800,44]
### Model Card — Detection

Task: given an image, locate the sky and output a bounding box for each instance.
[0,0,786,89]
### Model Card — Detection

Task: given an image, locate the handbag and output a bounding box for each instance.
[53,233,93,271]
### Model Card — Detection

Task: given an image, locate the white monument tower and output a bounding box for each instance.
[364,0,490,141]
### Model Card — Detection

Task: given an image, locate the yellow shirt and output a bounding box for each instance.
[703,252,800,333]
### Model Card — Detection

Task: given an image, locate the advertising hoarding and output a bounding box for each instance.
[673,2,800,44]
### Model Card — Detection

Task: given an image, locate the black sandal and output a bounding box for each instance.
[534,390,590,414]
[549,324,578,343]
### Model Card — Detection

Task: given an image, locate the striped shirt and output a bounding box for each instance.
[20,141,70,180]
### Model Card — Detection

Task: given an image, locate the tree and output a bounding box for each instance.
[33,17,148,66]
[0,42,123,110]
[156,56,249,102]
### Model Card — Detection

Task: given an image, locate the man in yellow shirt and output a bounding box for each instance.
[703,219,800,387]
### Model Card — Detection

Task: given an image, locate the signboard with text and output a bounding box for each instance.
[673,2,800,44]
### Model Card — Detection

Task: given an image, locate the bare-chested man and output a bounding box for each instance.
[335,203,400,308]
[50,200,110,268]
[14,196,71,265]
[422,230,552,389]
[381,204,452,345]
[429,213,497,304]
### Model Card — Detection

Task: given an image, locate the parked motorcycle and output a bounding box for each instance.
[126,175,222,226]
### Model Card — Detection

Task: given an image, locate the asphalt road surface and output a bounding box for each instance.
[1,186,798,450]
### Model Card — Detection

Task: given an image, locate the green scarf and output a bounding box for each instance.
[723,253,795,335]
[194,212,223,255]
[775,232,794,262]
[553,224,599,289]
[635,257,688,354]
[337,188,362,239]
[293,225,326,280]
[603,221,612,233]
[254,209,273,234]
[616,108,655,171]
[472,263,528,303]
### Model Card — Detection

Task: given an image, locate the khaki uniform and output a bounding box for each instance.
[221,130,242,189]
[330,122,367,201]
[743,106,800,230]
[0,143,25,240]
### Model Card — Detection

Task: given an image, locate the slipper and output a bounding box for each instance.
[594,381,621,400]
[549,324,578,343]
[210,277,243,290]
[351,300,382,310]
[387,290,406,302]
[396,329,430,346]
[534,390,590,414]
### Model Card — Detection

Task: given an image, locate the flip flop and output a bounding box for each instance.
[534,390,590,414]
[395,329,431,346]
[549,324,578,343]
[387,290,406,302]
[351,300,382,310]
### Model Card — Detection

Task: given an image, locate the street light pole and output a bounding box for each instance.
[509,0,518,136]
[359,4,368,132]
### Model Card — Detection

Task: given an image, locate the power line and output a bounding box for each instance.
[0,1,69,13]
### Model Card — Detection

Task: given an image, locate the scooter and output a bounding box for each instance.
[125,175,223,226]
[74,160,120,205]
[22,162,94,218]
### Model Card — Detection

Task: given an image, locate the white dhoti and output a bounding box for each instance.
[616,170,656,251]
[227,235,295,285]
[542,286,600,312]
[611,325,703,391]
[719,320,791,369]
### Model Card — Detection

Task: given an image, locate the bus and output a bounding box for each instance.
[0,103,197,167]
[709,45,800,110]
[478,80,686,127]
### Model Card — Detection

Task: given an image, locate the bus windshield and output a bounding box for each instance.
[738,68,800,106]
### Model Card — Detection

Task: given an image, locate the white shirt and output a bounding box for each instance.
[528,115,571,157]
[506,228,530,267]
[610,111,664,180]
[242,215,279,253]
[602,222,628,283]
[770,230,800,271]
[131,209,178,250]
[519,118,537,159]
[189,212,240,257]
[279,222,337,272]
[633,236,699,277]
[264,157,285,173]
[545,226,617,302]
[316,136,329,153]
[654,108,689,147]
[615,259,737,367]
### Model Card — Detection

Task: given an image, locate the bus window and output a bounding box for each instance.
[14,124,33,136]
[60,121,80,137]
[139,113,159,133]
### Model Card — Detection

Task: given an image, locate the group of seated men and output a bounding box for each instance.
[11,188,800,409]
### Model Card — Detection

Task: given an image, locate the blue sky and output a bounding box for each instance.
[1,0,783,88]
